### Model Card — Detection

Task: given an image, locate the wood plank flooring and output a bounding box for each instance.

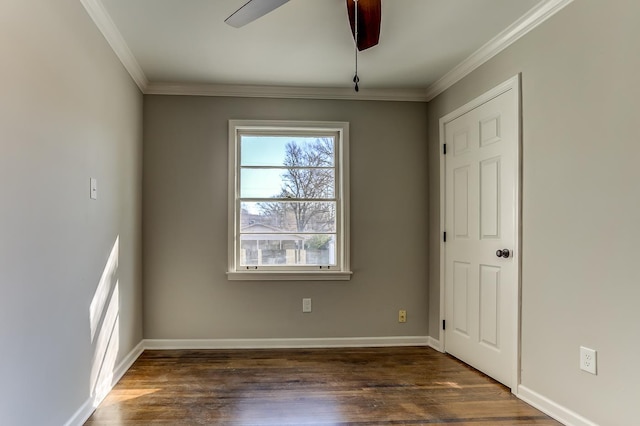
[86,347,560,425]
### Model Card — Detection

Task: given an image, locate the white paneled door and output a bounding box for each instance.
[443,77,519,388]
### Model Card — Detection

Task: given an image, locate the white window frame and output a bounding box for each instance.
[227,120,351,281]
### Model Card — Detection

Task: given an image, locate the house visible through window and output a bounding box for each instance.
[228,121,351,280]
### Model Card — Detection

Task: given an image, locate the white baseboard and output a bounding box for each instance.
[427,336,444,352]
[64,397,94,426]
[111,340,145,389]
[65,341,144,426]
[517,385,599,426]
[143,336,430,350]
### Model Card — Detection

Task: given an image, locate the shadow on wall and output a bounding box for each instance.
[89,236,120,407]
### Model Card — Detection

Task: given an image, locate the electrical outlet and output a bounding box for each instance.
[302,298,312,313]
[580,346,597,375]
[398,309,407,323]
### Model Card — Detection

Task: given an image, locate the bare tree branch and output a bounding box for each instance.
[258,138,336,234]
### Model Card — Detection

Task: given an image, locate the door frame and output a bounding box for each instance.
[438,74,522,392]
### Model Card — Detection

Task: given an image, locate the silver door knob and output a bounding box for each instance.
[496,249,510,258]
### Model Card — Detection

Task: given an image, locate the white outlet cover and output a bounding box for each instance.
[580,346,597,375]
[302,298,312,313]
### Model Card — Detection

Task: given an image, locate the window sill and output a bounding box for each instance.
[227,270,353,281]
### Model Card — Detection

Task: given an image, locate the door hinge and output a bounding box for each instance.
[443,320,446,330]
[443,144,447,155]
[443,232,447,242]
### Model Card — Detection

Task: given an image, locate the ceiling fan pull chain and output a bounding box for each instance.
[353,0,359,92]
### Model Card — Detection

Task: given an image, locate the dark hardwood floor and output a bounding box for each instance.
[86,347,560,425]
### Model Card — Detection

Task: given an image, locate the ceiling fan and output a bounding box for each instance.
[224,0,382,52]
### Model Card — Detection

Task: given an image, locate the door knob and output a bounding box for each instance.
[496,249,511,258]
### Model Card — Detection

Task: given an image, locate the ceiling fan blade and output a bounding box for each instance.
[346,0,381,51]
[225,0,290,28]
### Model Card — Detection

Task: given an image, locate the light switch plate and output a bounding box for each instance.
[302,298,312,313]
[90,178,97,200]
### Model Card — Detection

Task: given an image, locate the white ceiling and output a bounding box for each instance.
[97,0,544,94]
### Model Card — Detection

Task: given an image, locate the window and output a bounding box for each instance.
[228,120,351,280]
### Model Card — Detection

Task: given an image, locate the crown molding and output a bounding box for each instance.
[145,82,428,102]
[83,0,573,102]
[80,0,148,91]
[424,0,574,101]
[81,0,425,101]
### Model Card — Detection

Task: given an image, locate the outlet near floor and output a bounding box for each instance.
[302,298,312,313]
[398,310,407,323]
[580,346,597,375]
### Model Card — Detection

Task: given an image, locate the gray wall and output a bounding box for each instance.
[0,0,143,424]
[4,0,637,424]
[427,1,639,424]
[143,96,429,339]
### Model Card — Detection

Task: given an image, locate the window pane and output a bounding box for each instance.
[241,201,336,233]
[239,234,336,266]
[240,168,335,199]
[241,136,335,167]
[240,168,287,198]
